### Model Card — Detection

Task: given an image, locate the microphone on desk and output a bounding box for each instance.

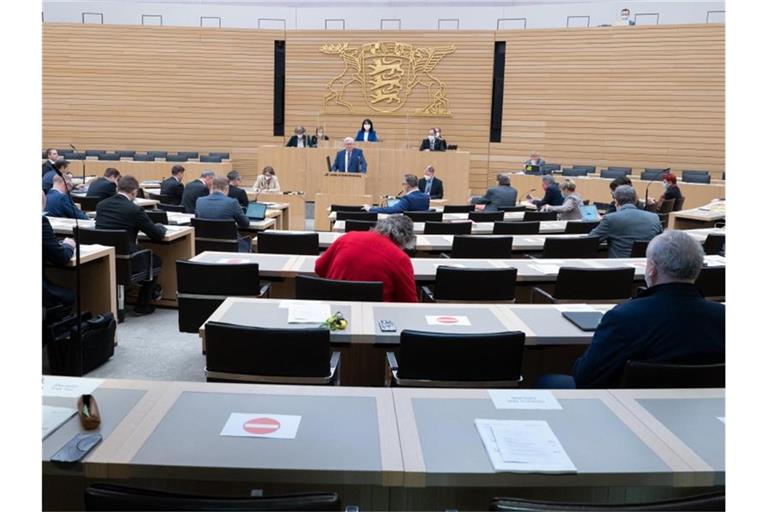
[644,168,671,208]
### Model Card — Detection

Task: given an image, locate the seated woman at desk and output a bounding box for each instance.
[541,179,584,220]
[648,173,683,209]
[354,118,378,142]
[252,166,281,193]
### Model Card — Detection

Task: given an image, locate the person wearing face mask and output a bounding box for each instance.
[419,128,447,152]
[614,7,636,26]
[311,127,329,147]
[355,119,378,142]
[253,166,282,193]
[363,174,429,213]
[589,185,662,258]
[286,126,311,148]
[417,165,444,199]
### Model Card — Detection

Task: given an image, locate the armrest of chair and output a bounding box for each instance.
[257,281,272,298]
[329,351,341,385]
[420,285,436,303]
[386,352,398,373]
[439,252,451,259]
[531,286,557,304]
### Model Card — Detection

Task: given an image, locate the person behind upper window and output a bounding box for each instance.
[354,118,378,142]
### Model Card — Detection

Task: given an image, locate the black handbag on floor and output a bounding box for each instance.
[46,312,116,376]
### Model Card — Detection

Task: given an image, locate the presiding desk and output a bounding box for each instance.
[669,201,726,230]
[43,377,723,511]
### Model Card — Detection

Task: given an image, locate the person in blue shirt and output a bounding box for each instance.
[42,159,70,194]
[364,174,430,214]
[354,118,378,142]
[195,176,252,252]
[331,137,367,173]
[45,174,89,220]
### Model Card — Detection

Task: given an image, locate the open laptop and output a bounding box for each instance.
[245,202,268,221]
[579,204,599,221]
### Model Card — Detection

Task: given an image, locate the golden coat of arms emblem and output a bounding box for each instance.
[320,41,456,116]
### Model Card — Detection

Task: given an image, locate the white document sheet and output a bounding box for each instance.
[42,405,77,439]
[42,376,103,398]
[528,264,561,275]
[287,302,330,323]
[705,255,726,266]
[488,390,562,410]
[581,260,607,268]
[220,413,301,439]
[425,315,471,326]
[552,304,597,313]
[475,419,577,473]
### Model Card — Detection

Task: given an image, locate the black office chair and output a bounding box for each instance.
[498,205,528,212]
[132,153,156,161]
[572,165,596,174]
[330,204,365,212]
[148,192,171,203]
[423,221,472,235]
[564,221,599,234]
[147,151,168,159]
[541,163,561,173]
[682,173,711,184]
[630,240,651,258]
[97,153,121,161]
[540,236,600,258]
[344,220,377,232]
[67,152,86,160]
[386,330,525,387]
[620,361,725,389]
[641,169,668,181]
[703,234,725,255]
[176,151,199,160]
[695,266,725,301]
[295,275,383,302]
[443,204,474,213]
[85,484,342,511]
[115,150,136,158]
[490,492,725,511]
[191,218,245,254]
[562,168,588,177]
[256,231,319,255]
[532,267,635,303]
[493,221,540,235]
[146,210,168,225]
[85,150,106,157]
[523,211,558,222]
[422,267,518,302]
[336,211,376,222]
[176,261,270,333]
[166,154,189,162]
[468,211,504,222]
[449,235,513,259]
[205,322,341,385]
[159,203,186,213]
[404,211,443,222]
[208,152,230,159]
[199,155,223,163]
[656,199,675,228]
[682,169,710,177]
[673,196,686,211]
[600,169,630,179]
[72,196,102,212]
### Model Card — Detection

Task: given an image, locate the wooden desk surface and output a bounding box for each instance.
[671,201,726,222]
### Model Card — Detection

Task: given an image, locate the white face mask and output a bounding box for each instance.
[424,175,431,180]
[621,13,629,20]
[363,124,371,130]
[435,132,441,138]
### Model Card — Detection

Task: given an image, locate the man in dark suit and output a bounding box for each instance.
[471,173,519,212]
[96,176,167,315]
[46,175,89,220]
[540,231,724,388]
[195,177,252,252]
[589,185,663,258]
[42,148,59,176]
[227,170,249,211]
[43,159,69,194]
[417,165,444,199]
[285,126,313,148]
[528,175,564,209]
[42,191,76,310]
[160,165,185,205]
[419,128,447,152]
[605,176,633,214]
[331,137,367,173]
[86,168,120,201]
[181,170,215,213]
[365,174,430,213]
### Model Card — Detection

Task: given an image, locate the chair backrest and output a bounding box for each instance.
[404,210,443,222]
[166,154,189,162]
[146,210,168,225]
[208,152,230,159]
[564,221,599,234]
[562,168,588,177]
[75,227,132,255]
[490,492,726,511]
[630,240,650,258]
[695,266,725,300]
[132,153,156,161]
[84,150,106,157]
[443,204,474,213]
[330,204,365,212]
[600,169,629,179]
[205,322,331,378]
[672,196,686,211]
[148,192,170,202]
[572,165,596,173]
[541,163,561,172]
[423,221,472,235]
[159,203,186,213]
[344,220,377,232]
[621,360,725,389]
[398,330,525,382]
[499,205,528,212]
[434,266,518,301]
[84,484,341,512]
[257,231,319,255]
[73,196,102,212]
[146,151,168,159]
[176,151,199,159]
[681,172,711,184]
[295,275,383,302]
[200,155,223,163]
[67,152,85,160]
[641,170,668,181]
[115,150,136,158]
[336,211,376,222]
[493,221,540,235]
[702,233,725,255]
[542,236,600,258]
[682,169,710,176]
[468,211,504,222]
[657,198,675,214]
[523,211,558,222]
[607,166,632,173]
[191,218,239,240]
[97,153,121,161]
[553,267,635,300]
[450,235,513,259]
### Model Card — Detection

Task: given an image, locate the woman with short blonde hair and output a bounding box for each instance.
[541,179,583,220]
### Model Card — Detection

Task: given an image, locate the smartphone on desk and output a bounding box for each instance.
[50,433,102,463]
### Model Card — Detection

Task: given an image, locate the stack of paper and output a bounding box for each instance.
[281,301,331,323]
[42,376,103,397]
[42,405,77,440]
[475,419,577,473]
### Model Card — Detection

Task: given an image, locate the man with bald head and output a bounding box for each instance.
[331,137,367,173]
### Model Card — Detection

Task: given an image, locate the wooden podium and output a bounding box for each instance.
[320,172,367,195]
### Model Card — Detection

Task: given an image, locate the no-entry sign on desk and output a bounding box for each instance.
[220,413,302,439]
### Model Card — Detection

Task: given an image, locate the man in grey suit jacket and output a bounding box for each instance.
[589,185,663,258]
[195,176,252,252]
[471,173,519,212]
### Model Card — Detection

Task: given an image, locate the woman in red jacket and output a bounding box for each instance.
[314,215,417,302]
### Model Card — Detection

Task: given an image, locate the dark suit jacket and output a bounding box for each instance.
[42,160,56,177]
[160,177,184,206]
[228,185,249,210]
[95,194,167,253]
[472,185,518,212]
[285,134,314,148]
[195,192,250,229]
[43,215,75,308]
[181,179,210,214]
[45,190,89,220]
[332,148,367,173]
[86,177,117,201]
[533,183,565,208]
[572,283,725,388]
[589,204,663,258]
[369,191,430,214]
[419,138,447,151]
[355,130,378,142]
[42,170,57,194]
[418,177,444,199]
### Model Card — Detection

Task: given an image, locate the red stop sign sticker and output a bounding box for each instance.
[436,316,459,324]
[243,417,281,435]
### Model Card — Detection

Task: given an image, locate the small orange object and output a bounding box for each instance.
[77,394,101,430]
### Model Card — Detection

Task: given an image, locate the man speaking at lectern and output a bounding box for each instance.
[332,137,367,173]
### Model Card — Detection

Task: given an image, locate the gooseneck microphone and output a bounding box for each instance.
[644,168,671,208]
